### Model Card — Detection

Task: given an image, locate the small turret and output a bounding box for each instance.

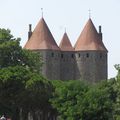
[28,24,32,40]
[59,32,74,51]
[74,18,108,83]
[74,18,107,51]
[24,17,60,50]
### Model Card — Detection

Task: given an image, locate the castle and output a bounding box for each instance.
[24,17,108,83]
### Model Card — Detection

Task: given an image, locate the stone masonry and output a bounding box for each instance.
[24,17,108,83]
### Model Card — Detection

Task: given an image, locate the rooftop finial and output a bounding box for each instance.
[65,27,66,33]
[88,9,91,18]
[41,8,43,18]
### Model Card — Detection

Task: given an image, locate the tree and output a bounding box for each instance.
[22,71,53,120]
[0,28,42,72]
[115,64,120,80]
[0,66,53,120]
[50,80,116,120]
[77,80,116,120]
[50,80,89,120]
[0,28,52,119]
[0,28,15,44]
[113,64,120,120]
[0,66,30,119]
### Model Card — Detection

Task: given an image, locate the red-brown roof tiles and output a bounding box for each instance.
[74,18,107,52]
[59,32,74,51]
[24,18,60,50]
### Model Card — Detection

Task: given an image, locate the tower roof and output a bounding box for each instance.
[74,18,107,51]
[59,32,74,51]
[24,17,60,50]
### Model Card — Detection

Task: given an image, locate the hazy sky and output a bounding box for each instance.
[0,0,120,78]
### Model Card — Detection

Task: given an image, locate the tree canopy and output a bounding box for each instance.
[0,28,52,120]
[50,80,117,120]
[0,28,42,72]
[1,28,120,120]
[0,66,53,119]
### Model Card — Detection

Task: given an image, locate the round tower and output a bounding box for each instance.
[24,17,61,80]
[59,32,75,80]
[74,18,108,83]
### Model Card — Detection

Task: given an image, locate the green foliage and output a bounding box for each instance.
[0,66,52,119]
[79,81,116,120]
[1,28,120,120]
[51,80,89,120]
[0,66,30,117]
[0,28,49,119]
[23,72,53,111]
[0,28,18,44]
[21,49,43,72]
[50,80,117,120]
[0,28,42,72]
[115,64,120,80]
[113,64,120,119]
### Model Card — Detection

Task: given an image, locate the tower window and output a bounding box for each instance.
[100,53,102,58]
[86,53,89,58]
[79,54,81,57]
[61,54,63,58]
[51,53,54,57]
[71,54,74,58]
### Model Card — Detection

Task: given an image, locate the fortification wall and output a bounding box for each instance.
[40,50,61,80]
[75,51,107,83]
[37,50,107,82]
[60,51,75,80]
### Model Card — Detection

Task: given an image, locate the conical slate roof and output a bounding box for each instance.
[24,17,60,50]
[59,32,74,51]
[74,18,107,51]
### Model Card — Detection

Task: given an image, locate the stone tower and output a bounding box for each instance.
[59,32,75,80]
[24,17,108,83]
[74,18,108,82]
[24,17,61,80]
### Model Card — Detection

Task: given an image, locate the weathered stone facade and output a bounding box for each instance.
[38,50,107,83]
[40,50,61,80]
[24,17,108,83]
[60,51,75,80]
[75,51,107,82]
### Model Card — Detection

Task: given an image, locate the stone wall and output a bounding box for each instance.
[60,51,75,80]
[40,50,61,80]
[75,51,107,83]
[37,50,107,83]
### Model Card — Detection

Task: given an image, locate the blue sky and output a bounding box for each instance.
[0,0,120,78]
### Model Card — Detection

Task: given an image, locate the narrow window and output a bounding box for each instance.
[79,54,81,57]
[71,54,74,58]
[100,53,102,58]
[86,53,89,58]
[61,54,63,58]
[51,53,54,57]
